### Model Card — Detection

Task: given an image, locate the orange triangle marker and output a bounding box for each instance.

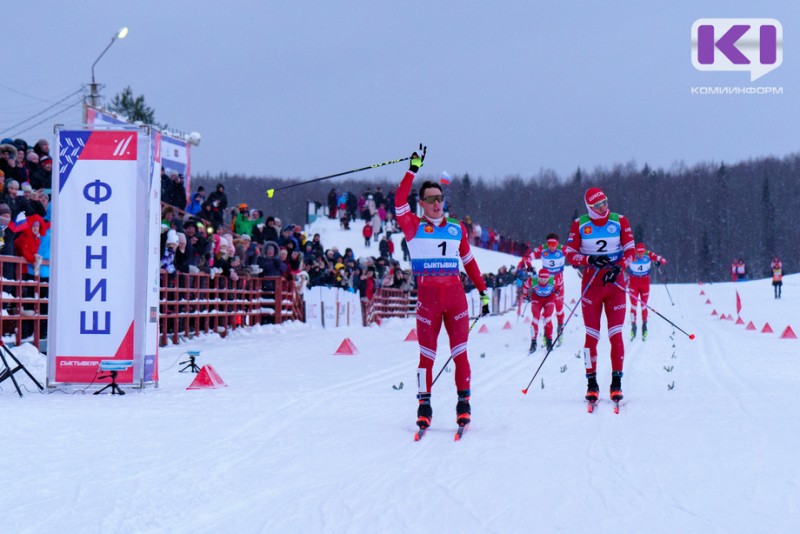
[334,338,359,355]
[719,313,727,320]
[700,290,706,295]
[570,299,576,304]
[705,299,712,304]
[186,365,228,390]
[780,326,798,339]
[745,321,756,331]
[711,309,718,316]
[503,321,513,330]
[735,317,744,325]
[761,323,774,333]
[404,328,418,341]
[478,324,489,333]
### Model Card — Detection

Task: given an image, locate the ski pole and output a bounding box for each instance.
[613,281,694,339]
[522,268,599,395]
[265,156,410,198]
[658,266,675,305]
[431,315,482,387]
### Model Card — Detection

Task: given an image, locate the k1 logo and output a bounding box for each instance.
[691,18,782,81]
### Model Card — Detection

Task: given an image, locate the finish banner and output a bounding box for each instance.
[47,127,160,388]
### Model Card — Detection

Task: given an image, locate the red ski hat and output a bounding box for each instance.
[538,268,550,284]
[636,242,646,252]
[584,187,608,219]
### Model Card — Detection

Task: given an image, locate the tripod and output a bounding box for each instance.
[93,370,125,395]
[179,351,201,373]
[0,340,44,398]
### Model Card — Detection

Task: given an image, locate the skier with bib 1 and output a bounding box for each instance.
[565,187,635,404]
[394,146,490,433]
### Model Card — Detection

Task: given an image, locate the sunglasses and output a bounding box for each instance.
[422,195,444,204]
[590,199,608,210]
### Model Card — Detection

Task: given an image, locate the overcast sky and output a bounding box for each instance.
[3,1,797,183]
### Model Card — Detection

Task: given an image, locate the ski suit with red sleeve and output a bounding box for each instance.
[395,171,487,394]
[627,249,666,323]
[565,213,634,374]
[521,243,568,328]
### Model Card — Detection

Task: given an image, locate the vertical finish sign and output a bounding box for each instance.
[48,128,155,387]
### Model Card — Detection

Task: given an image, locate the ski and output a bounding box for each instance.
[454,424,469,441]
[613,401,620,414]
[586,400,598,413]
[414,427,428,441]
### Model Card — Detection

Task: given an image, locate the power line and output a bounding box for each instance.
[9,98,84,138]
[0,87,85,136]
[0,82,60,102]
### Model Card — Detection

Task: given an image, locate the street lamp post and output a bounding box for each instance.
[88,27,129,110]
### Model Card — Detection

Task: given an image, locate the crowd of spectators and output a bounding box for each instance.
[160,181,522,305]
[0,137,53,281]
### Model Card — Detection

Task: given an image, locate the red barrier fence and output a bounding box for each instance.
[0,255,49,349]
[0,255,303,350]
[158,271,302,346]
[365,288,417,325]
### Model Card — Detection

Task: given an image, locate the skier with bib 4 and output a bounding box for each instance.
[627,242,667,341]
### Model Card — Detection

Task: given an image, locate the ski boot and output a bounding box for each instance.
[528,338,537,354]
[416,393,432,429]
[557,325,564,346]
[610,371,624,402]
[545,337,554,351]
[630,322,637,341]
[456,390,471,427]
[585,372,600,402]
[642,321,648,341]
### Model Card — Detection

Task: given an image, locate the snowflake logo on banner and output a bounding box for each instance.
[58,131,92,192]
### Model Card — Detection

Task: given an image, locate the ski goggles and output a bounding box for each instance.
[422,194,444,204]
[589,199,608,211]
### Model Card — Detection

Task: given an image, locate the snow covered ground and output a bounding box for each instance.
[2,218,798,533]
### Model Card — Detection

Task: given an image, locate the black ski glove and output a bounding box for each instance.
[588,255,610,269]
[602,265,621,286]
[654,261,662,267]
[409,143,427,173]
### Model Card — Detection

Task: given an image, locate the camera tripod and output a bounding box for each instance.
[179,351,201,373]
[0,340,44,397]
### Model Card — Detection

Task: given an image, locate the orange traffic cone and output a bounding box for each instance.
[761,323,774,333]
[478,324,489,333]
[404,329,418,342]
[745,321,756,331]
[503,321,513,330]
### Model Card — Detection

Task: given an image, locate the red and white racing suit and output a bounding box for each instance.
[627,250,666,323]
[395,171,487,394]
[565,213,634,374]
[520,244,567,329]
[528,277,556,340]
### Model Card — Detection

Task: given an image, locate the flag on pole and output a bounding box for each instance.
[440,171,451,185]
[736,290,742,316]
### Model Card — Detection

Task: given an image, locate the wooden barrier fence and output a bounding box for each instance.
[0,254,303,350]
